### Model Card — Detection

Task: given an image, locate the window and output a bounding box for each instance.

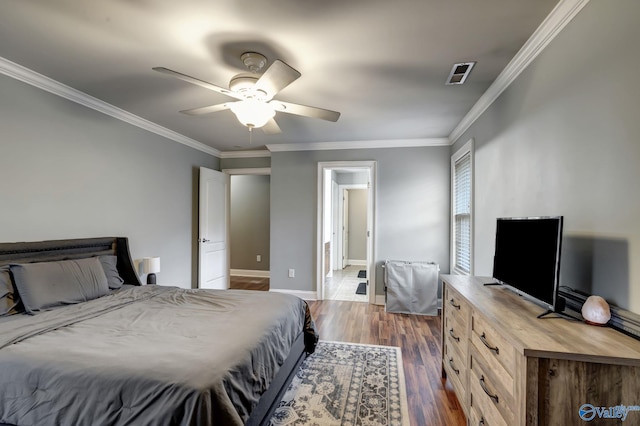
[451,139,473,275]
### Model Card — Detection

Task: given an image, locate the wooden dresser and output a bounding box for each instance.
[441,274,640,426]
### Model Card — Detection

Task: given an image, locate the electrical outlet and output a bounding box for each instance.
[256,255,261,262]
[288,269,295,278]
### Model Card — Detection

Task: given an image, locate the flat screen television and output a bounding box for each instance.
[492,216,564,317]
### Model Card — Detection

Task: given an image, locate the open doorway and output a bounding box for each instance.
[317,161,376,303]
[224,168,271,291]
[329,185,368,301]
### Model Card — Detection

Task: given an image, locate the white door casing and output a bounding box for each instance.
[198,167,228,289]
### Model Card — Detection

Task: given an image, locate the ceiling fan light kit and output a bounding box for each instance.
[228,100,275,129]
[153,51,340,135]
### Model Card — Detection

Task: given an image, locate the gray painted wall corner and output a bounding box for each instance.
[0,73,219,289]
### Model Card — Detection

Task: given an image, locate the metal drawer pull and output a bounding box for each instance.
[479,417,486,426]
[448,357,460,375]
[449,328,460,342]
[479,375,499,403]
[449,298,461,310]
[480,332,499,354]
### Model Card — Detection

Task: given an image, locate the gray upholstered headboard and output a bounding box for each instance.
[0,237,142,286]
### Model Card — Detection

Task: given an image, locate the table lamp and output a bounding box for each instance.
[143,257,160,285]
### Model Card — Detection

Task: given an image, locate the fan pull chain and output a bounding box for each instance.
[249,127,253,145]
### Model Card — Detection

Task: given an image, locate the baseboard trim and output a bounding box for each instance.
[373,296,442,309]
[347,260,367,266]
[230,269,270,278]
[270,289,317,301]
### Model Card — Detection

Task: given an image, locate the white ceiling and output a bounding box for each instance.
[0,0,560,153]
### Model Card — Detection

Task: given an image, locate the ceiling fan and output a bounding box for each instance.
[153,52,340,134]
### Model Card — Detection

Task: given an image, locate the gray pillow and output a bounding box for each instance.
[11,257,110,314]
[98,255,125,290]
[0,265,22,316]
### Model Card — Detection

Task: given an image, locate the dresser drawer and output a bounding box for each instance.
[444,284,470,326]
[469,404,504,426]
[443,338,466,407]
[444,306,468,357]
[469,347,514,426]
[471,313,515,380]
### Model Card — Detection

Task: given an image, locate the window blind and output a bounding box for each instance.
[454,151,471,274]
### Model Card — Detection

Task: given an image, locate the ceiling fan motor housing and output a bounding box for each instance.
[240,52,267,73]
[229,73,267,100]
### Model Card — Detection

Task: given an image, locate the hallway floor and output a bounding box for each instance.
[230,276,269,291]
[324,265,369,302]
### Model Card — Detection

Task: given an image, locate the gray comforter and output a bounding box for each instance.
[0,286,316,426]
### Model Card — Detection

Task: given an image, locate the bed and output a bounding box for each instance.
[0,237,317,426]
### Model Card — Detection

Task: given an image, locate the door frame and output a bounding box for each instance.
[221,167,271,282]
[316,161,377,304]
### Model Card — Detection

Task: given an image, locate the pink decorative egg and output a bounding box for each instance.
[581,295,611,325]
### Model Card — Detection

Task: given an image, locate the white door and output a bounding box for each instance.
[198,167,228,289]
[342,189,349,269]
[331,180,339,271]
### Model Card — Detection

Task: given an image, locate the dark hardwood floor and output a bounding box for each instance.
[227,279,466,425]
[229,276,269,291]
[307,300,466,426]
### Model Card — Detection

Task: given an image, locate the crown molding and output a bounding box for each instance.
[0,56,221,158]
[219,149,271,158]
[266,138,450,152]
[448,0,590,143]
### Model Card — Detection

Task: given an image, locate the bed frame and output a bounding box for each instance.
[0,237,307,426]
[0,237,141,285]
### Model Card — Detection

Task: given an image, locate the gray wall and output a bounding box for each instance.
[348,189,368,262]
[270,147,450,295]
[230,175,270,271]
[0,73,218,288]
[336,171,369,185]
[220,156,270,170]
[453,0,640,312]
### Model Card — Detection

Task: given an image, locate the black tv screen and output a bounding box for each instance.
[492,216,563,310]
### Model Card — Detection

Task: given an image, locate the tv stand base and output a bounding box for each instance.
[537,309,578,320]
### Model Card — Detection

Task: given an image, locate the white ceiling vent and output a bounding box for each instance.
[446,62,476,85]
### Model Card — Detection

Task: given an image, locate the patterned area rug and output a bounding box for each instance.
[269,341,409,426]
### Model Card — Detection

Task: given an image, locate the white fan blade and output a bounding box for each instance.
[272,101,340,122]
[153,67,243,100]
[180,103,231,116]
[254,60,301,100]
[262,118,282,134]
